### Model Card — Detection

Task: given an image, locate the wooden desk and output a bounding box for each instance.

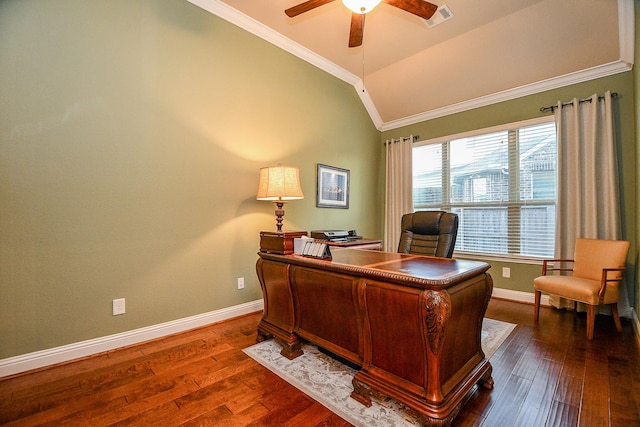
[255,249,494,426]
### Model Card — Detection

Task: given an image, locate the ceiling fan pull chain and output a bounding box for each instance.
[361,43,365,93]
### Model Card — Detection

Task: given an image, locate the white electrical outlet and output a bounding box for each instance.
[237,277,245,290]
[502,267,511,278]
[112,298,126,315]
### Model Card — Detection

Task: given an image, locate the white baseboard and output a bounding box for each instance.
[0,299,264,378]
[492,287,550,306]
[2,293,638,378]
[492,288,640,340]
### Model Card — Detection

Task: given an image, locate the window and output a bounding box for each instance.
[412,118,557,258]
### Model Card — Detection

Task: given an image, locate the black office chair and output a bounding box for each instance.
[397,211,459,258]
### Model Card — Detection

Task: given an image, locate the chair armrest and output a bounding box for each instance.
[542,259,574,275]
[598,267,626,302]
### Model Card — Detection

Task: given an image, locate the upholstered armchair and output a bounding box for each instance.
[397,211,459,258]
[533,238,630,340]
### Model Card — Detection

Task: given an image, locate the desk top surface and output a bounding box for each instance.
[259,248,490,289]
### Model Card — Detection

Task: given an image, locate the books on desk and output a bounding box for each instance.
[294,237,332,259]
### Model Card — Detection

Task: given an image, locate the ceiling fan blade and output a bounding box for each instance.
[383,0,437,20]
[285,0,336,17]
[348,13,364,47]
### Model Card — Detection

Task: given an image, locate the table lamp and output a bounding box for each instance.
[257,165,304,232]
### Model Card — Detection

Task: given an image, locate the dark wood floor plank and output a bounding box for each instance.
[512,357,563,427]
[578,346,610,427]
[281,401,349,427]
[473,330,529,418]
[608,355,640,426]
[481,374,532,426]
[251,382,318,425]
[1,301,639,427]
[108,400,182,427]
[179,404,238,426]
[4,394,128,427]
[552,347,585,412]
[546,400,579,427]
[511,337,547,380]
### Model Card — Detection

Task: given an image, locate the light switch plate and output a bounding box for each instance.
[113,298,126,315]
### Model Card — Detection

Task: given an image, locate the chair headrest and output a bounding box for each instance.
[403,211,445,235]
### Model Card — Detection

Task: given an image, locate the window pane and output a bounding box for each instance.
[521,205,556,256]
[413,143,442,206]
[519,122,557,201]
[452,207,508,254]
[450,131,509,203]
[517,122,557,257]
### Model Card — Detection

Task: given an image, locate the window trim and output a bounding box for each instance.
[414,116,554,149]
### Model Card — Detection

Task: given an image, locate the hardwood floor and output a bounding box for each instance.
[1,299,639,426]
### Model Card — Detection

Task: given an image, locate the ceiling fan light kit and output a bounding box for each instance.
[341,0,382,14]
[285,0,438,48]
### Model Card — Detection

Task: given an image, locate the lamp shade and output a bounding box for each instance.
[256,166,304,201]
[342,0,382,14]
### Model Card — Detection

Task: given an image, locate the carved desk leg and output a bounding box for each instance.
[350,377,373,408]
[256,325,270,343]
[256,320,303,359]
[275,337,303,360]
[480,364,494,390]
[414,407,460,427]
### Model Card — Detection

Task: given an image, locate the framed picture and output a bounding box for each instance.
[316,164,350,209]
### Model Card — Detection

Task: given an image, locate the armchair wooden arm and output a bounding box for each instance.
[598,267,626,303]
[541,259,574,275]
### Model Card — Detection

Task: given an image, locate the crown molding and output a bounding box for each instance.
[188,0,634,132]
[379,59,632,131]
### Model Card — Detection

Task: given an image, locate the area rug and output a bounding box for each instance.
[243,318,516,427]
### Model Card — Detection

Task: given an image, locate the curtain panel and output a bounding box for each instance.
[383,137,413,252]
[553,91,630,316]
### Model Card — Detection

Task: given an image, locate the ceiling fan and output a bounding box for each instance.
[285,0,438,47]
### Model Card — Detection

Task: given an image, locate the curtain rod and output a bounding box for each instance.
[540,92,618,113]
[384,135,420,145]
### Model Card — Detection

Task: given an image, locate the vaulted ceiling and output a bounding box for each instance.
[188,0,633,130]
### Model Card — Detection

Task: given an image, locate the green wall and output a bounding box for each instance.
[382,72,638,306]
[0,0,381,359]
[635,0,640,317]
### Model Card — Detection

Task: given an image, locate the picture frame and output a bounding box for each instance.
[316,164,350,209]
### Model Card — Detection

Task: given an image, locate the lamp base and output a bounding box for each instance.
[260,231,308,255]
[274,201,285,232]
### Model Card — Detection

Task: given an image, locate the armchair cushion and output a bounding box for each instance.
[533,275,618,305]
